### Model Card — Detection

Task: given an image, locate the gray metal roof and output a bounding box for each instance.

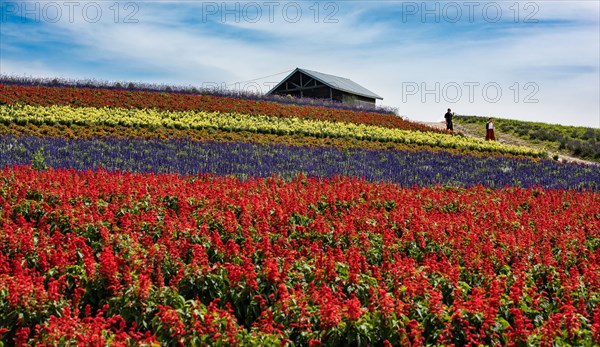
[270,68,383,100]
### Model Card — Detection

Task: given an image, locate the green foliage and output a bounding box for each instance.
[456,115,600,161]
[32,147,48,171]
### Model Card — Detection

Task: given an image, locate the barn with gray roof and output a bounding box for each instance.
[266,68,382,107]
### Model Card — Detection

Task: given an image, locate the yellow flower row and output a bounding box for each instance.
[0,104,545,157]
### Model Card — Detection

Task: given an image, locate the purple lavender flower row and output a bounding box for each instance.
[1,135,598,190]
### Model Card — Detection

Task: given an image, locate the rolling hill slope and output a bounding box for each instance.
[1,77,600,346]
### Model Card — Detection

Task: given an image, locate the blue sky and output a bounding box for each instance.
[1,1,599,127]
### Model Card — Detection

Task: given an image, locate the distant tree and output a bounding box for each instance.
[583,128,595,141]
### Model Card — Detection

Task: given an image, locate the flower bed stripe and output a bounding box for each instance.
[0,121,532,158]
[0,83,439,132]
[0,104,545,157]
[1,135,597,190]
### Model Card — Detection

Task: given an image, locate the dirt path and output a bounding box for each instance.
[417,121,599,166]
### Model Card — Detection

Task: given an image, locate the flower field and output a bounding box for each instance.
[0,136,598,190]
[1,167,600,346]
[1,80,600,346]
[0,104,542,157]
[0,84,432,132]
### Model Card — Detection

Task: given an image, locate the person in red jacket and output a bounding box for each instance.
[485,118,496,141]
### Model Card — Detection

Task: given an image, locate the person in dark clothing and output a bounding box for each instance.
[444,108,454,131]
[485,118,496,141]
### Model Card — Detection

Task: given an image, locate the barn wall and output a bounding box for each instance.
[341,93,376,106]
[269,71,377,106]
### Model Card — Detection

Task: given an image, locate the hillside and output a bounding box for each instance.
[1,78,600,346]
[454,115,600,163]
